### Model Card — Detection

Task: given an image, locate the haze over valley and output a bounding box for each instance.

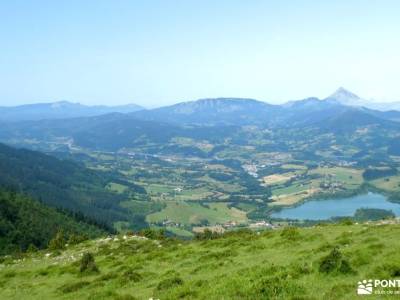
[2,1,400,299]
[2,87,400,231]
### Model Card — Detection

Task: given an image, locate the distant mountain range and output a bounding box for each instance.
[0,101,144,121]
[2,88,400,123]
[132,98,280,126]
[1,88,400,153]
[128,88,400,127]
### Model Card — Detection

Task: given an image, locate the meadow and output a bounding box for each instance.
[1,222,400,299]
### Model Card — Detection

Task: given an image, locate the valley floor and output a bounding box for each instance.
[1,222,400,299]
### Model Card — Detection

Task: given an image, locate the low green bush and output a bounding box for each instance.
[79,252,99,274]
[157,276,184,290]
[48,230,66,251]
[68,234,88,245]
[119,269,142,285]
[319,247,354,274]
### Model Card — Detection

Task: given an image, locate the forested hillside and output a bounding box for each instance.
[0,143,146,226]
[0,189,107,254]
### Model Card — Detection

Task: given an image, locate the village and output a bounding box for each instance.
[156,218,278,236]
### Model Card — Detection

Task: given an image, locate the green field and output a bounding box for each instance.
[281,163,307,170]
[165,226,194,238]
[143,183,175,194]
[106,182,128,194]
[309,167,363,189]
[146,201,247,226]
[2,222,400,299]
[271,180,314,196]
[370,176,400,192]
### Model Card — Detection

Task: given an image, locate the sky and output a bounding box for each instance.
[1,0,400,107]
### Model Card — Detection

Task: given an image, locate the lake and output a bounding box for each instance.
[270,192,400,220]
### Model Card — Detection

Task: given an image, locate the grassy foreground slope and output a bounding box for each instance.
[1,223,400,299]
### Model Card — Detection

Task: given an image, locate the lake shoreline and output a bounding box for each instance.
[269,191,400,221]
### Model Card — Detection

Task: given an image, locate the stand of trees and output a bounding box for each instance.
[0,189,107,254]
[362,167,397,180]
[0,143,146,227]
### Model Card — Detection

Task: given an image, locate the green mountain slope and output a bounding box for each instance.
[1,222,399,299]
[2,95,399,154]
[0,143,146,226]
[0,189,107,254]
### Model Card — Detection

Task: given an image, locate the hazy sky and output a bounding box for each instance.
[1,0,400,107]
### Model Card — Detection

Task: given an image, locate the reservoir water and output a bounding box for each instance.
[270,192,400,220]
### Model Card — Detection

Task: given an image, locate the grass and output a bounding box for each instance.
[143,183,175,194]
[270,167,365,206]
[146,201,247,226]
[173,187,215,201]
[370,176,400,192]
[270,178,320,205]
[106,182,128,194]
[270,187,320,206]
[198,176,243,193]
[2,222,400,299]
[310,167,363,189]
[263,173,294,185]
[120,200,163,216]
[272,180,314,196]
[208,203,247,223]
[143,183,214,201]
[171,137,214,152]
[165,226,194,238]
[281,164,307,170]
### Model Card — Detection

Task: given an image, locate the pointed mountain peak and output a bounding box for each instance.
[329,87,360,100]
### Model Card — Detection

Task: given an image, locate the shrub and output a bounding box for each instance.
[68,234,88,245]
[339,218,353,226]
[79,252,99,274]
[373,262,400,278]
[37,269,49,276]
[119,269,142,285]
[319,247,354,274]
[339,259,353,274]
[289,262,313,278]
[48,230,66,250]
[3,271,16,278]
[139,228,166,240]
[157,276,184,290]
[319,247,342,273]
[26,244,38,253]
